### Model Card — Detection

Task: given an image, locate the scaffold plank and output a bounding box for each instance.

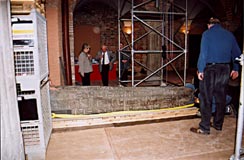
[52,107,198,131]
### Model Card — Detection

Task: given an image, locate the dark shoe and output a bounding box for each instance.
[190,127,210,135]
[210,122,222,131]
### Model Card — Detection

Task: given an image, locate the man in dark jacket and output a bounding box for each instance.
[96,44,116,86]
[119,42,130,86]
[190,17,241,135]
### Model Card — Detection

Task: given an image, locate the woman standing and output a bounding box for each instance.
[78,43,93,86]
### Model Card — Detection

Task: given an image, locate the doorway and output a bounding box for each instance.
[188,34,201,69]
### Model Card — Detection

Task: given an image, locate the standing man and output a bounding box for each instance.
[120,42,130,86]
[96,44,116,86]
[190,17,241,135]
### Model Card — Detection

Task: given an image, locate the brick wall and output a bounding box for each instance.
[73,3,118,51]
[50,86,193,114]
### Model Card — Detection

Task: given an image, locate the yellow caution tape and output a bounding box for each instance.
[52,103,195,119]
[13,30,34,34]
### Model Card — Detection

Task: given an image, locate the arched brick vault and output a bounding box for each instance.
[73,1,118,53]
[49,0,242,86]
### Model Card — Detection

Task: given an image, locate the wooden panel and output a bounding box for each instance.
[52,106,198,131]
[11,0,45,15]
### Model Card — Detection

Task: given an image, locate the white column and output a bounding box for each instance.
[0,1,25,160]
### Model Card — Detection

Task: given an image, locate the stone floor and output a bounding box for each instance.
[47,69,243,160]
[46,115,243,160]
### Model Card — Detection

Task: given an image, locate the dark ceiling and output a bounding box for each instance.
[74,0,243,34]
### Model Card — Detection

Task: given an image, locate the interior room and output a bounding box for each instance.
[1,0,243,159]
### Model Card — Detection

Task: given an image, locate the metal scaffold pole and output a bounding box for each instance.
[184,0,188,86]
[230,11,244,159]
[118,0,121,83]
[131,0,135,86]
[230,53,244,160]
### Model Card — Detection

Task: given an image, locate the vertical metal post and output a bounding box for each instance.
[131,0,135,87]
[233,55,244,160]
[184,0,188,86]
[118,0,121,83]
[156,0,159,8]
[161,13,165,86]
[232,8,244,159]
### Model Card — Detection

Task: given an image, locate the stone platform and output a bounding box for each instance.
[50,86,193,115]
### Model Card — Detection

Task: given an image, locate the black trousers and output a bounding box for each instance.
[80,72,91,86]
[228,85,240,115]
[101,64,109,86]
[120,68,128,86]
[199,64,230,131]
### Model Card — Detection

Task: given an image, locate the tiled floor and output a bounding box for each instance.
[46,115,243,160]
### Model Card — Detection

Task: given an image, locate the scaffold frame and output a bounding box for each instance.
[118,0,188,87]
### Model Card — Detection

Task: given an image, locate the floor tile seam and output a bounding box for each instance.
[169,148,234,159]
[104,128,120,160]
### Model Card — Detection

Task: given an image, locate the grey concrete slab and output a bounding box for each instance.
[46,128,114,160]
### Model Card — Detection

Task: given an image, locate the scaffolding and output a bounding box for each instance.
[118,0,188,87]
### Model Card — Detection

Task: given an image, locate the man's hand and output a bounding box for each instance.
[198,72,204,80]
[230,70,239,80]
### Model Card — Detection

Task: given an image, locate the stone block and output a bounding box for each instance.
[50,86,193,115]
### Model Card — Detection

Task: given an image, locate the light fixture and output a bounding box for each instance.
[181,29,189,34]
[123,21,132,35]
[93,26,100,34]
[180,20,192,34]
[123,26,132,34]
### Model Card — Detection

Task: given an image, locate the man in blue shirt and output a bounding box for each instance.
[190,17,241,135]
